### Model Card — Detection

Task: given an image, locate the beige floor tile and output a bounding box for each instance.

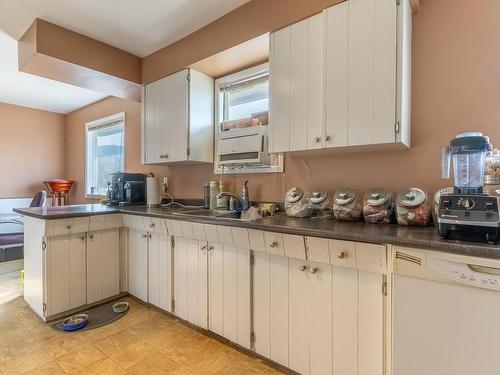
[1,348,53,374]
[215,361,261,375]
[159,332,211,365]
[166,365,196,375]
[72,358,124,375]
[24,361,66,375]
[95,330,156,369]
[124,352,178,374]
[44,332,92,359]
[55,344,106,373]
[183,344,233,374]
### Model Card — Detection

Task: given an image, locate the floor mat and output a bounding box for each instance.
[52,301,128,332]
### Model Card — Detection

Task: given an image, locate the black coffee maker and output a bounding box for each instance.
[107,172,146,206]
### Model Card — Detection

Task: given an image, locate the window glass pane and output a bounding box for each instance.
[86,120,124,197]
[221,77,269,131]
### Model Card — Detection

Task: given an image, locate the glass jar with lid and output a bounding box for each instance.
[396,187,431,226]
[363,188,394,224]
[432,187,454,226]
[284,187,312,218]
[332,188,363,222]
[306,190,333,219]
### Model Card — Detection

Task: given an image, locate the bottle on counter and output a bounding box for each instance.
[363,188,394,224]
[332,188,363,222]
[209,181,218,210]
[396,187,431,226]
[203,182,210,209]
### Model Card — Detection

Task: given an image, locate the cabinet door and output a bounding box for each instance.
[269,27,291,153]
[128,229,148,302]
[253,253,290,366]
[288,258,310,375]
[148,232,172,312]
[144,79,162,164]
[45,235,70,316]
[173,236,188,320]
[87,229,120,304]
[175,69,189,162]
[69,234,87,309]
[348,0,397,146]
[308,262,333,375]
[325,2,349,147]
[208,244,251,348]
[187,239,208,328]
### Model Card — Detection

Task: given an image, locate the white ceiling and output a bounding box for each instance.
[0,0,250,57]
[0,31,108,114]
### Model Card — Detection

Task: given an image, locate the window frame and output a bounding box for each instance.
[214,62,284,175]
[84,112,125,199]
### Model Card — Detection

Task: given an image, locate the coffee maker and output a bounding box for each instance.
[107,172,146,206]
[438,132,499,243]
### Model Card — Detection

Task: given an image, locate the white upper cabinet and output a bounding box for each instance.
[142,68,214,164]
[269,13,325,153]
[270,0,412,153]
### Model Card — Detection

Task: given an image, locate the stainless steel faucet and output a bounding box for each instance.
[217,180,249,211]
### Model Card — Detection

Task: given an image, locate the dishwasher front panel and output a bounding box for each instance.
[393,274,500,375]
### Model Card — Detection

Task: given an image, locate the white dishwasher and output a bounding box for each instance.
[393,247,500,375]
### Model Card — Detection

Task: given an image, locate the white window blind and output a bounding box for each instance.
[85,112,125,198]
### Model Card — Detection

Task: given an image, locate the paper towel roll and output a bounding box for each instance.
[146,176,160,207]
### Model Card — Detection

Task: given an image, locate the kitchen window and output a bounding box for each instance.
[214,62,283,174]
[85,112,125,198]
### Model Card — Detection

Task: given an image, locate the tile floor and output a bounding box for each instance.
[0,260,286,374]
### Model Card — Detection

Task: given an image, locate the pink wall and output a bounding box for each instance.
[0,102,65,199]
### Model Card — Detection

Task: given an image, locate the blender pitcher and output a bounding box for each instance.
[441,132,492,194]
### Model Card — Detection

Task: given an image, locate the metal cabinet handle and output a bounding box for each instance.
[89,234,94,240]
[149,223,155,228]
[299,265,307,272]
[207,245,214,251]
[66,225,72,230]
[269,241,279,248]
[201,245,207,251]
[313,137,321,143]
[80,236,85,241]
[324,135,331,142]
[309,267,319,274]
[141,233,147,239]
[337,251,346,259]
[147,233,152,239]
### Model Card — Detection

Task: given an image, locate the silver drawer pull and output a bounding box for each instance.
[299,265,307,272]
[207,245,214,251]
[149,223,155,228]
[313,137,321,143]
[269,241,279,248]
[337,251,346,259]
[201,245,207,251]
[309,267,319,274]
[89,234,94,240]
[66,225,72,230]
[324,135,331,141]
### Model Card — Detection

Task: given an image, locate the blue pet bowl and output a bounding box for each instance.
[62,314,89,331]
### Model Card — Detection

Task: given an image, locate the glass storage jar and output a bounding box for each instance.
[396,187,431,226]
[306,190,333,219]
[432,187,454,226]
[363,188,394,224]
[332,188,363,222]
[285,187,312,218]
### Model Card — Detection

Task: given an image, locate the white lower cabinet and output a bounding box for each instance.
[128,229,149,302]
[253,246,387,375]
[148,231,172,312]
[208,243,251,349]
[173,237,208,328]
[45,234,87,316]
[86,228,120,304]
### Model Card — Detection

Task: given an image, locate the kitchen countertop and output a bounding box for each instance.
[14,204,500,259]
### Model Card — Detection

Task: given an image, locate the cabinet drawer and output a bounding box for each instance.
[122,215,145,231]
[329,240,356,269]
[232,227,250,249]
[355,243,387,274]
[204,224,219,244]
[168,220,183,237]
[49,217,90,236]
[283,234,306,260]
[264,232,285,256]
[89,214,123,232]
[191,222,206,241]
[142,217,167,234]
[305,237,330,264]
[217,226,234,246]
[180,221,194,239]
[248,229,266,253]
